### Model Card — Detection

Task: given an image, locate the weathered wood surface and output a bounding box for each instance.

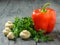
[0,0,60,45]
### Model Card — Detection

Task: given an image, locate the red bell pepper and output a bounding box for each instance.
[32,3,56,33]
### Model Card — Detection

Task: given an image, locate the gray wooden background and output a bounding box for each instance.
[0,0,60,45]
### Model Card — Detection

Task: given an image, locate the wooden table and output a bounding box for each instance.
[0,0,60,45]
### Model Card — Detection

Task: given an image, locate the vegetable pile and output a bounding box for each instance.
[3,3,56,42]
[3,17,54,42]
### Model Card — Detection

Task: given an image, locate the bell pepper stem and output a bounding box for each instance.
[41,3,50,12]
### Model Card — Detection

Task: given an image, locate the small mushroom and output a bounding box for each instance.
[20,30,31,39]
[3,30,10,36]
[5,21,14,28]
[3,27,11,36]
[7,21,13,24]
[7,32,15,39]
[5,27,11,32]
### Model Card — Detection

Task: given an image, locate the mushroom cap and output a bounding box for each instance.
[7,21,13,24]
[7,32,15,39]
[20,30,31,39]
[3,30,10,36]
[5,23,14,28]
[5,27,11,32]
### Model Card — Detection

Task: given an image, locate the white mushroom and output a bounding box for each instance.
[5,21,14,28]
[20,30,31,39]
[5,27,11,32]
[7,21,13,24]
[3,30,10,36]
[2,27,11,36]
[7,32,15,39]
